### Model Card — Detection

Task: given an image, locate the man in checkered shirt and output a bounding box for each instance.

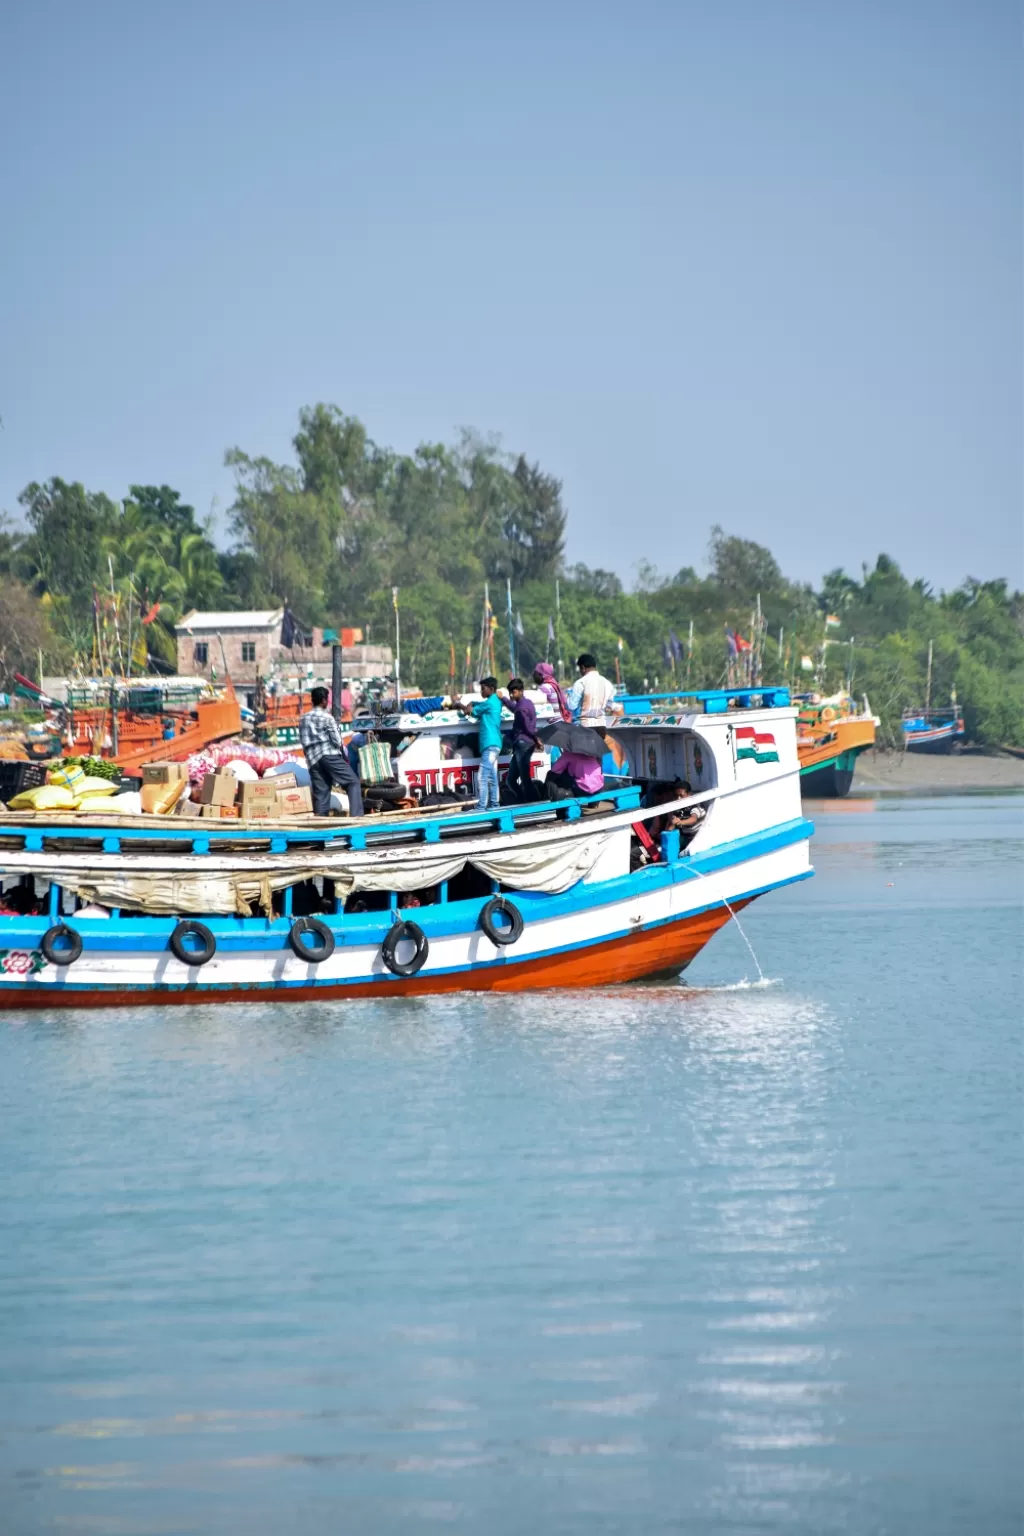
[300,687,364,818]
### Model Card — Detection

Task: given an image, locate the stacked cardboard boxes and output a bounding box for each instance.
[238,780,278,821]
[200,772,238,807]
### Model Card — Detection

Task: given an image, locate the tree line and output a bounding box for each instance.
[1,403,1021,747]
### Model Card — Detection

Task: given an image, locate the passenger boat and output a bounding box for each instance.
[795,693,878,796]
[620,689,878,798]
[347,695,554,801]
[0,687,812,1008]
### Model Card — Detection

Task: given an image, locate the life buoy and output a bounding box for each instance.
[288,915,336,963]
[381,920,429,977]
[169,920,217,966]
[40,923,83,967]
[821,706,836,723]
[479,896,524,947]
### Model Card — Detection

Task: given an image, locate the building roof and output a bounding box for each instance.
[177,609,284,632]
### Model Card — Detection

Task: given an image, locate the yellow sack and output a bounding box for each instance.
[7,783,76,811]
[76,791,142,814]
[75,775,119,797]
[48,764,85,790]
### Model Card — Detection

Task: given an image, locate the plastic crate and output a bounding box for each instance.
[0,760,47,798]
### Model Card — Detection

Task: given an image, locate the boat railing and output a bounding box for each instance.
[0,780,645,857]
[617,686,791,716]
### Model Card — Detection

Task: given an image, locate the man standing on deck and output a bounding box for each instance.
[501,677,541,802]
[453,677,503,810]
[566,653,622,725]
[299,687,364,818]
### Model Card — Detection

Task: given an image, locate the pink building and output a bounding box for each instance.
[175,609,393,698]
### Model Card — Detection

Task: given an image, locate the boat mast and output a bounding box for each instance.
[555,579,562,679]
[925,638,933,713]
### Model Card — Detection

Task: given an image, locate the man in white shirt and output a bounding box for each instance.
[565,653,622,726]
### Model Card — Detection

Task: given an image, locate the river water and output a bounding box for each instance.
[1,794,1020,1535]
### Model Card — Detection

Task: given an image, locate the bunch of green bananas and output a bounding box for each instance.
[63,755,122,782]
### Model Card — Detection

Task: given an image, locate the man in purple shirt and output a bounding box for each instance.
[502,677,541,802]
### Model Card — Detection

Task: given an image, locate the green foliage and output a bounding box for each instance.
[2,406,1020,744]
[0,579,70,686]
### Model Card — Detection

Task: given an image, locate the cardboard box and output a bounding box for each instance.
[175,796,204,818]
[142,761,189,785]
[267,770,298,791]
[200,803,240,819]
[237,779,278,809]
[240,802,275,821]
[200,772,239,807]
[275,785,313,817]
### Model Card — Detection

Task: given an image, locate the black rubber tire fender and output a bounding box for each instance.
[288,915,336,964]
[169,919,217,966]
[479,895,525,947]
[363,781,405,803]
[381,920,429,977]
[40,923,83,967]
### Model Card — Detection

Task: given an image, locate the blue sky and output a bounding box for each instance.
[1,0,1020,591]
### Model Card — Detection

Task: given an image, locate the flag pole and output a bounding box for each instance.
[506,577,516,678]
[686,619,693,686]
[392,587,401,711]
[555,579,562,677]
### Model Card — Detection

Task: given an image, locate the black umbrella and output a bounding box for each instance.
[538,721,609,759]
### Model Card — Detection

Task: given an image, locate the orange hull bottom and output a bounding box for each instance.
[8,901,751,1009]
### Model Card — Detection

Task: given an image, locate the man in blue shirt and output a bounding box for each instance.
[454,676,503,809]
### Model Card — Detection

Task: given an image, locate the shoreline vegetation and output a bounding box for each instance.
[1,402,1021,749]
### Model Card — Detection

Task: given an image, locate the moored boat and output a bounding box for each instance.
[901,708,965,753]
[18,674,243,773]
[796,693,878,796]
[0,687,811,1007]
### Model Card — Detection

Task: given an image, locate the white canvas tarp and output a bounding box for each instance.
[4,830,617,916]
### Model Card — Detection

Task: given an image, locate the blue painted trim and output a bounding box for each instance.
[0,817,813,956]
[618,686,791,714]
[0,781,643,853]
[0,867,814,995]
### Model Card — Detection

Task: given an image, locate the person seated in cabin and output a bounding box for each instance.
[546,750,605,801]
[0,879,45,916]
[647,780,705,843]
[299,686,364,819]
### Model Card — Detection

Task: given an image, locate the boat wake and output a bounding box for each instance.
[680,976,783,993]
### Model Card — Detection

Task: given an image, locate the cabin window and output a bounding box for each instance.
[194,642,208,665]
[241,641,256,663]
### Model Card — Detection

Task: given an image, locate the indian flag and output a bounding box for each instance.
[735,724,780,764]
[825,614,841,629]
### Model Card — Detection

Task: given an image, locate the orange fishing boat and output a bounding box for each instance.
[63,685,242,773]
[797,694,878,796]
